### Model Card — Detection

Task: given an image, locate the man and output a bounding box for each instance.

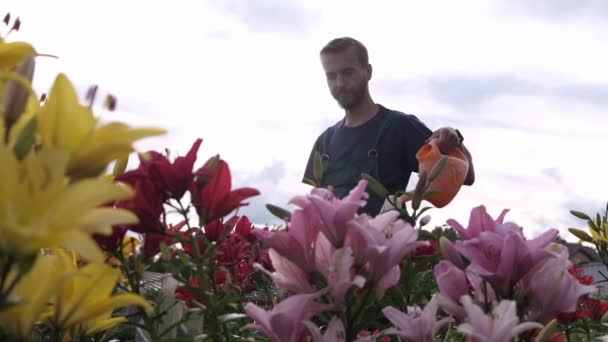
[303,37,475,215]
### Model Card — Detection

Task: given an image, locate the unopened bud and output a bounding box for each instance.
[39,93,47,102]
[439,236,464,269]
[194,154,221,188]
[419,215,431,227]
[4,55,35,134]
[3,13,10,25]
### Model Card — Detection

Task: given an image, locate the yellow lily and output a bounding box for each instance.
[37,73,166,179]
[0,250,153,339]
[52,259,153,333]
[0,41,35,68]
[0,251,64,338]
[0,143,138,261]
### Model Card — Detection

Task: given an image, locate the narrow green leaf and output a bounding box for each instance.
[412,172,428,210]
[416,207,433,218]
[361,173,389,198]
[303,177,317,187]
[568,228,593,243]
[428,155,448,183]
[13,115,37,160]
[219,313,248,323]
[570,210,591,221]
[422,191,441,199]
[313,151,323,184]
[266,204,291,221]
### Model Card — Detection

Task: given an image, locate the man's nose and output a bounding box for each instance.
[336,75,347,89]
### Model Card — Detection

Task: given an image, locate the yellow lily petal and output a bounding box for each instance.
[79,208,138,234]
[0,252,76,339]
[49,178,134,228]
[37,73,95,151]
[0,41,36,68]
[56,230,105,262]
[59,262,152,329]
[69,123,166,177]
[69,292,153,328]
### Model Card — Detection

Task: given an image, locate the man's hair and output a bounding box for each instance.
[320,37,369,66]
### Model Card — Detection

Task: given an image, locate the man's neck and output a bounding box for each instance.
[344,99,379,127]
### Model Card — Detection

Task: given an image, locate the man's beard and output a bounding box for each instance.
[334,84,366,110]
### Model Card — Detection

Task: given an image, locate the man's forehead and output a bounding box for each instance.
[321,50,361,70]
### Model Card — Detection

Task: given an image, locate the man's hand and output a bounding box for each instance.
[426,127,462,154]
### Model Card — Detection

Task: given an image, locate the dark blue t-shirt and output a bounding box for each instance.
[303,104,433,215]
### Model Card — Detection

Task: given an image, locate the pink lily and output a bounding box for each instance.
[255,206,320,272]
[520,256,597,322]
[243,292,332,342]
[307,179,369,248]
[382,295,454,342]
[454,225,558,297]
[347,211,427,297]
[255,249,314,294]
[434,260,469,319]
[439,236,464,269]
[457,295,543,342]
[447,205,514,240]
[302,316,346,342]
[315,235,366,306]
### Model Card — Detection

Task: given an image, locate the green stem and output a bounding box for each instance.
[347,288,374,341]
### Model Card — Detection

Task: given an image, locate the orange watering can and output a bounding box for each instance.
[400,138,469,208]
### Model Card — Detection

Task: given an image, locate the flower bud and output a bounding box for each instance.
[439,236,464,269]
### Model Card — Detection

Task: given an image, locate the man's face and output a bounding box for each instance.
[321,47,371,110]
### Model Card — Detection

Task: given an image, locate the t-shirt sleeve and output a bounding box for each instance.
[302,133,324,183]
[403,115,433,173]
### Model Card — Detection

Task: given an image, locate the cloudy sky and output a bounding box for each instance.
[5,0,608,239]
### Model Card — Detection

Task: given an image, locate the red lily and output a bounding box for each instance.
[115,169,165,234]
[140,138,202,200]
[192,159,259,223]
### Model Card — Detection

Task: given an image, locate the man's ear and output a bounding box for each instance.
[367,63,373,81]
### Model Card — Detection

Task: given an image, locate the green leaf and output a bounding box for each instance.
[303,177,317,187]
[17,253,37,274]
[313,151,323,184]
[361,173,389,198]
[568,228,593,243]
[532,319,559,342]
[12,115,37,160]
[265,204,291,221]
[570,210,591,221]
[422,191,441,198]
[219,313,248,323]
[417,230,436,241]
[428,155,448,183]
[411,172,427,210]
